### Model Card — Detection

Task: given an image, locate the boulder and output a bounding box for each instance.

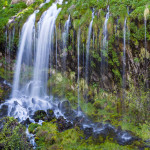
[47,109,55,121]
[83,127,93,139]
[21,118,31,126]
[115,131,135,145]
[56,116,73,132]
[33,110,47,122]
[0,105,8,119]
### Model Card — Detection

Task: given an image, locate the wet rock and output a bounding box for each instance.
[21,118,31,126]
[64,109,76,121]
[0,77,11,103]
[47,109,55,121]
[93,131,106,143]
[103,124,116,137]
[83,127,93,139]
[33,110,47,122]
[73,116,84,128]
[144,139,150,149]
[0,77,4,83]
[0,105,8,119]
[32,98,36,104]
[115,131,135,145]
[56,116,73,132]
[91,71,99,82]
[14,101,18,105]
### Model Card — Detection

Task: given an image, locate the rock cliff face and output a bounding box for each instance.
[11,0,35,6]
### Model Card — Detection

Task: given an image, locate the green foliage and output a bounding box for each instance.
[28,123,40,134]
[0,1,27,45]
[0,117,32,150]
[33,121,135,150]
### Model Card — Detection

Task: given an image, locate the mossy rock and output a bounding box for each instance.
[33,110,47,122]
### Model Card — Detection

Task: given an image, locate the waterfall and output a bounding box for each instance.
[77,28,80,115]
[55,26,58,70]
[31,4,61,98]
[3,1,62,122]
[85,12,94,98]
[62,15,70,73]
[122,18,127,99]
[12,11,37,97]
[101,6,109,75]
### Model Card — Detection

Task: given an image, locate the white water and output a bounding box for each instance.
[62,15,70,73]
[77,28,81,115]
[101,6,109,75]
[55,26,58,70]
[122,18,127,99]
[12,12,37,97]
[85,12,94,90]
[31,4,61,97]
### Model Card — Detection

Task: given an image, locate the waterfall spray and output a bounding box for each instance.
[101,6,109,76]
[85,11,94,101]
[62,15,70,73]
[55,26,58,71]
[122,18,127,104]
[12,11,38,97]
[31,5,61,97]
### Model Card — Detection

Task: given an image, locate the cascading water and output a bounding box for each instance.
[85,11,94,100]
[77,28,80,115]
[1,1,63,123]
[101,6,109,75]
[12,11,37,97]
[55,26,58,70]
[0,1,137,146]
[122,18,127,100]
[31,4,61,97]
[62,15,70,73]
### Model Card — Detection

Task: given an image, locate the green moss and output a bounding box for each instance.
[0,117,32,149]
[34,120,142,150]
[28,123,40,134]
